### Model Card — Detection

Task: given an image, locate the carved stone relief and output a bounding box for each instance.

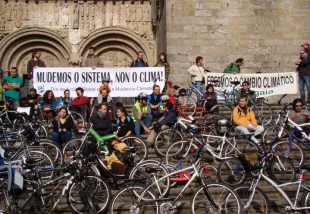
[100,51,132,68]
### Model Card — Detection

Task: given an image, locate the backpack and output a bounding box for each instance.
[114,150,132,165]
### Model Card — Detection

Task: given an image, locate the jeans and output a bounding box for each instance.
[234,125,264,144]
[134,114,153,137]
[29,80,33,92]
[196,81,205,99]
[52,130,72,149]
[299,76,310,102]
[151,109,162,120]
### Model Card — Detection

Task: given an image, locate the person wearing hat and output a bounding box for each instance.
[83,47,102,69]
[131,92,152,136]
[99,77,111,93]
[297,50,310,102]
[301,42,310,54]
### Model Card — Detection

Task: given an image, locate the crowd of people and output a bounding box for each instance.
[0,42,309,172]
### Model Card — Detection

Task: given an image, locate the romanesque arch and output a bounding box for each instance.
[0,27,72,74]
[78,26,155,67]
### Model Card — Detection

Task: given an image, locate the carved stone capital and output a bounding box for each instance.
[68,53,82,66]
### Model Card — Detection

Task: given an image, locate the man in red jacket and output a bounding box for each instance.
[69,87,90,121]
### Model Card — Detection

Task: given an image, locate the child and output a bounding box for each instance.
[167,88,177,104]
[104,138,128,171]
[202,84,217,111]
[99,77,111,94]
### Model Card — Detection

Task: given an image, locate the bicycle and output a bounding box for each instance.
[109,142,242,214]
[0,98,21,129]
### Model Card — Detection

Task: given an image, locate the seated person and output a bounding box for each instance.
[167,88,177,104]
[52,107,73,149]
[99,77,111,93]
[289,98,310,132]
[95,88,117,121]
[116,107,135,140]
[146,102,176,146]
[90,103,112,136]
[132,92,152,137]
[57,89,72,108]
[233,96,264,144]
[202,84,217,111]
[40,90,57,120]
[20,88,41,113]
[103,138,128,175]
[147,85,162,120]
[159,95,170,114]
[69,87,90,121]
[236,81,256,105]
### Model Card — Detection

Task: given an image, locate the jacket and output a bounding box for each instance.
[27,59,46,79]
[298,55,310,76]
[233,105,257,128]
[188,65,206,82]
[90,111,113,136]
[147,93,162,106]
[52,114,73,132]
[154,61,170,79]
[70,96,90,111]
[40,99,57,110]
[154,110,176,129]
[131,102,151,123]
[104,142,128,169]
[130,60,149,67]
[83,55,101,67]
[58,98,72,107]
[224,63,241,73]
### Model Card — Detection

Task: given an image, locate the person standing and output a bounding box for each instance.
[130,51,149,67]
[3,67,23,109]
[154,53,170,92]
[27,50,46,91]
[297,51,310,102]
[188,56,208,95]
[301,42,310,54]
[83,47,101,70]
[224,58,244,74]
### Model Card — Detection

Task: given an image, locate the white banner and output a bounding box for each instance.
[33,67,165,97]
[205,72,298,97]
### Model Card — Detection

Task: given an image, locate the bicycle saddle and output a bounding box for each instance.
[145,167,163,174]
[230,81,240,85]
[173,155,186,160]
[123,147,138,153]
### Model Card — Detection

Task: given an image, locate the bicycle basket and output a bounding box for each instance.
[80,135,99,157]
[238,152,262,172]
[215,119,233,136]
[179,88,187,96]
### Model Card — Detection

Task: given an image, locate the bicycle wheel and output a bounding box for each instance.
[165,140,198,166]
[250,102,273,126]
[217,157,246,186]
[223,138,260,157]
[122,136,148,162]
[190,182,241,214]
[187,90,199,103]
[12,114,26,131]
[128,160,170,197]
[13,150,55,182]
[234,184,270,214]
[67,175,111,214]
[202,113,228,128]
[71,112,85,132]
[269,155,296,184]
[154,128,184,157]
[109,185,159,214]
[301,190,310,214]
[178,96,197,116]
[63,138,82,163]
[272,140,305,166]
[261,126,290,143]
[198,163,218,182]
[30,139,64,167]
[37,125,48,138]
[210,104,233,121]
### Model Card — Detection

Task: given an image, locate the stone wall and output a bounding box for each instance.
[0,0,156,75]
[165,0,310,89]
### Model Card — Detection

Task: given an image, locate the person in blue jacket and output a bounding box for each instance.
[146,102,176,146]
[40,90,57,120]
[57,89,72,108]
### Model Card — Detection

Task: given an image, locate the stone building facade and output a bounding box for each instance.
[0,0,309,95]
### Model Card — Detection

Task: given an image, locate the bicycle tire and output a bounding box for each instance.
[233,184,270,214]
[222,139,259,157]
[122,136,148,162]
[217,157,246,186]
[301,189,310,214]
[165,140,198,166]
[198,163,218,183]
[190,182,242,214]
[63,138,82,164]
[178,96,197,116]
[109,185,159,214]
[188,90,199,103]
[128,160,170,197]
[154,128,184,157]
[13,150,55,182]
[269,155,296,184]
[71,112,85,133]
[37,125,48,138]
[164,163,178,187]
[250,102,273,126]
[202,112,228,128]
[210,104,233,121]
[67,175,111,214]
[12,114,26,131]
[272,140,305,166]
[261,125,290,143]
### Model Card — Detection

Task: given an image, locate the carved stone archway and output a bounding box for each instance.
[0,27,72,74]
[78,26,155,67]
